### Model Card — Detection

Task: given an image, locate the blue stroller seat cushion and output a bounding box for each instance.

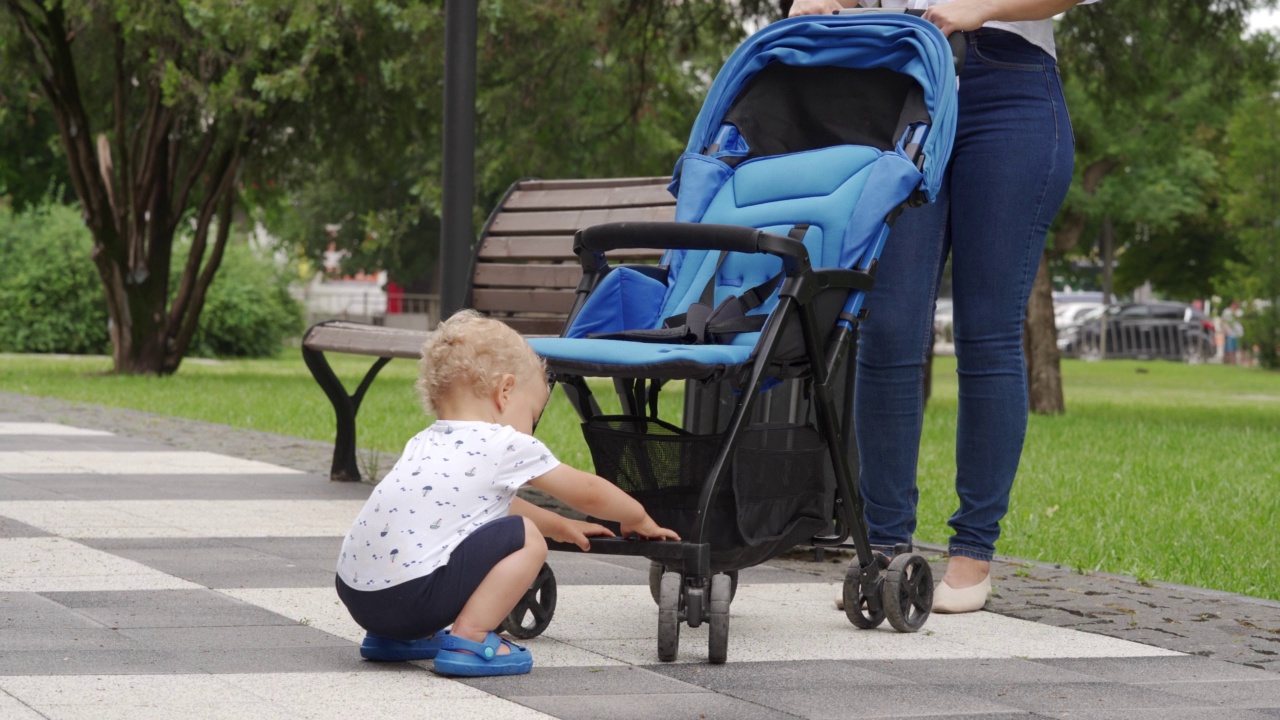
[530,336,756,380]
[566,266,667,339]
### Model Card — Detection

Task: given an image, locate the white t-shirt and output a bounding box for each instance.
[336,420,560,590]
[859,0,1099,59]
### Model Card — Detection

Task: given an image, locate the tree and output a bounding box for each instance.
[0,0,435,374]
[1221,83,1280,368]
[1024,0,1275,412]
[267,0,779,288]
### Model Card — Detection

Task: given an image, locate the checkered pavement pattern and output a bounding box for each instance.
[2,420,1279,720]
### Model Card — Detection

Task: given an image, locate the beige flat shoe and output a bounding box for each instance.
[931,575,991,614]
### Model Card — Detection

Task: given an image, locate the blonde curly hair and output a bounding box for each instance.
[416,310,546,415]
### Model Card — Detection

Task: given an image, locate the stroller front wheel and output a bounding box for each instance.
[843,553,888,629]
[707,573,732,664]
[657,572,682,662]
[882,553,933,633]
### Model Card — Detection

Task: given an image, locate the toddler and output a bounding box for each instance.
[335,310,678,677]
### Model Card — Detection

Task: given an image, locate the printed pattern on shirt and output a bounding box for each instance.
[336,421,559,589]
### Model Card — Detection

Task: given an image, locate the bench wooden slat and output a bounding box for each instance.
[488,206,676,235]
[496,317,565,336]
[303,322,428,359]
[476,236,665,261]
[471,288,576,314]
[472,263,584,289]
[514,177,670,192]
[503,186,675,211]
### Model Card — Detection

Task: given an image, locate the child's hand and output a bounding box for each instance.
[551,518,615,551]
[621,516,681,542]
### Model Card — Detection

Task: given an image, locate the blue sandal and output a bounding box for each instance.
[360,631,449,661]
[432,631,533,677]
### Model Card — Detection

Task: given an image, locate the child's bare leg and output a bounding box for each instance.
[450,516,547,655]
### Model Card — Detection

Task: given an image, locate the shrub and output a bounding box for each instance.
[180,237,304,359]
[0,200,302,358]
[0,201,110,354]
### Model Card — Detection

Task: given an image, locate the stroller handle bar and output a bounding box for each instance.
[575,222,811,277]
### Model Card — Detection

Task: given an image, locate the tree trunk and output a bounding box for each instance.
[1024,254,1064,415]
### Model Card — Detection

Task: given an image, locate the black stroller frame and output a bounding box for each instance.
[499,223,935,663]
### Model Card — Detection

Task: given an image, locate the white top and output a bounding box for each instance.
[858,0,1099,59]
[336,420,560,590]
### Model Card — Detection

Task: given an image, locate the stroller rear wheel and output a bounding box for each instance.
[708,573,732,664]
[657,572,682,662]
[882,553,933,633]
[843,552,888,629]
[500,563,557,639]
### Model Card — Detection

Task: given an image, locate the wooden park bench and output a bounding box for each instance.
[302,176,676,481]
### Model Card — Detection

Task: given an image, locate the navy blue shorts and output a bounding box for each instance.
[336,514,527,640]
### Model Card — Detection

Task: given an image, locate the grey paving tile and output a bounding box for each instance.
[646,659,900,692]
[0,649,197,676]
[0,592,103,630]
[184,645,368,674]
[738,685,1019,719]
[510,692,799,720]
[847,658,1098,686]
[76,541,335,588]
[38,589,300,628]
[1255,708,1280,718]
[0,477,66,501]
[1040,656,1278,684]
[542,552,649,586]
[461,666,709,698]
[1149,679,1280,708]
[116,624,350,651]
[1042,709,1278,720]
[0,514,53,537]
[232,536,343,562]
[939,681,1203,714]
[0,627,137,651]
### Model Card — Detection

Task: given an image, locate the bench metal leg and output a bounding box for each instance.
[302,346,392,482]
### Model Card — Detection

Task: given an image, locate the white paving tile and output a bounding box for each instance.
[0,500,362,538]
[0,537,200,592]
[220,588,366,644]
[222,587,625,668]
[0,451,302,475]
[0,423,113,437]
[225,673,555,719]
[0,692,45,719]
[0,672,552,720]
[922,609,1184,659]
[538,582,1183,665]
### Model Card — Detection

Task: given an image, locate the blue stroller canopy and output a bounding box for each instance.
[678,13,957,202]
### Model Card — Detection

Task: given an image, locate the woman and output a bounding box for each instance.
[789,0,1094,612]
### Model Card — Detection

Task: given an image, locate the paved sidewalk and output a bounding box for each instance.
[2,392,1278,720]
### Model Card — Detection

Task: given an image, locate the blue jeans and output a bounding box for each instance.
[854,29,1075,562]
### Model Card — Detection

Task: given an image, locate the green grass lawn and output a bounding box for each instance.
[2,351,1277,600]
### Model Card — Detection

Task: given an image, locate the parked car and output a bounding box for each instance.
[1057,302,1215,363]
[933,297,954,348]
[1054,301,1104,330]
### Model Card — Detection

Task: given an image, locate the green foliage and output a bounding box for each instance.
[177,238,304,359]
[1054,3,1279,300]
[264,0,779,286]
[0,79,73,211]
[0,200,110,354]
[1220,85,1280,368]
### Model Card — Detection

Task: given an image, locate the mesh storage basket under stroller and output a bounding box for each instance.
[583,416,832,571]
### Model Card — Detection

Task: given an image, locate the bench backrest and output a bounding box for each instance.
[468,176,676,336]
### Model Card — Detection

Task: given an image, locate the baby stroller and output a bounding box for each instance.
[507,12,960,663]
